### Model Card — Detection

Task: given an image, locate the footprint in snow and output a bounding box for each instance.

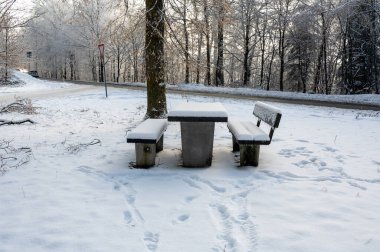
[319,161,327,167]
[114,183,120,191]
[172,214,190,225]
[123,211,133,224]
[324,146,338,153]
[347,181,367,191]
[144,232,159,251]
[190,175,226,193]
[373,161,380,166]
[185,195,197,203]
[126,194,135,204]
[296,139,309,143]
[182,178,202,190]
[177,214,190,222]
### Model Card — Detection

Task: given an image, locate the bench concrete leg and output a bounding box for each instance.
[156,135,164,153]
[240,145,260,166]
[180,122,215,167]
[232,135,239,152]
[135,143,156,168]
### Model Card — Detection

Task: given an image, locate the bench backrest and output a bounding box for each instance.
[253,102,282,140]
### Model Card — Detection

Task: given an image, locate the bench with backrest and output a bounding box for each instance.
[227,102,282,166]
[127,119,168,168]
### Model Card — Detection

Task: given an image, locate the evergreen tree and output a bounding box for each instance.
[344,0,379,94]
[287,6,316,93]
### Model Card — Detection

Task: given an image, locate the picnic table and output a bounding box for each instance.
[167,102,228,167]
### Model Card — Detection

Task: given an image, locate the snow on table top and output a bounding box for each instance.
[168,102,228,119]
[127,119,167,141]
[228,119,270,142]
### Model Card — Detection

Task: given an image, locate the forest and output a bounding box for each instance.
[1,0,379,95]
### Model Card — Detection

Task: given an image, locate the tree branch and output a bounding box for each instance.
[0,119,35,126]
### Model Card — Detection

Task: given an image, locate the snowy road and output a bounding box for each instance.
[45,78,380,111]
[1,73,380,251]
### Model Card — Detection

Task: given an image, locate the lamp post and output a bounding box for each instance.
[98,43,108,98]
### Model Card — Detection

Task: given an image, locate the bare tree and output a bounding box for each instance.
[145,0,167,118]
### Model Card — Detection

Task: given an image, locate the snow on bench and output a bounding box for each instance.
[227,102,282,166]
[127,119,168,168]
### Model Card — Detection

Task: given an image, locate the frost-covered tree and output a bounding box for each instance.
[0,0,35,82]
[343,0,379,94]
[287,4,317,93]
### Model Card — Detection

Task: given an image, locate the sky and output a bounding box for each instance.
[13,0,35,17]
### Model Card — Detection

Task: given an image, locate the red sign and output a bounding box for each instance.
[98,44,105,60]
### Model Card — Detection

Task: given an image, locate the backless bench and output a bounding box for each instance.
[127,119,168,168]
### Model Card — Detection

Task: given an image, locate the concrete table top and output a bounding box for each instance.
[167,102,228,122]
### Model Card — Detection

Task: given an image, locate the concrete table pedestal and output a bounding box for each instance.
[168,102,228,168]
[180,122,215,167]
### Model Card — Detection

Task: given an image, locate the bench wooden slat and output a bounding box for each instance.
[227,120,270,144]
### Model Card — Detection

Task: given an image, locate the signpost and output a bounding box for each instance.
[98,44,108,98]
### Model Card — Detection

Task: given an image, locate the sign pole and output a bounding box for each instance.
[104,61,108,97]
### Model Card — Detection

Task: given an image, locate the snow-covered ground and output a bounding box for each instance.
[1,73,380,252]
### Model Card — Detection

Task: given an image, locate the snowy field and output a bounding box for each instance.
[1,73,380,252]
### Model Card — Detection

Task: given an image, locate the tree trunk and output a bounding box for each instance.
[370,0,378,94]
[314,42,323,93]
[229,54,234,84]
[70,53,75,80]
[145,0,167,118]
[91,52,97,82]
[260,5,268,87]
[204,0,211,85]
[5,27,8,82]
[64,59,67,80]
[260,32,266,87]
[196,31,203,84]
[243,23,251,86]
[215,0,224,86]
[183,0,190,83]
[193,0,202,84]
[117,47,121,83]
[279,29,285,91]
[132,36,139,82]
[267,44,275,91]
[322,12,329,94]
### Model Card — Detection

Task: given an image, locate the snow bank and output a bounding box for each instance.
[0,71,72,94]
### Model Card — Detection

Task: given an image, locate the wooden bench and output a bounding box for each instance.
[127,119,168,168]
[227,102,282,166]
